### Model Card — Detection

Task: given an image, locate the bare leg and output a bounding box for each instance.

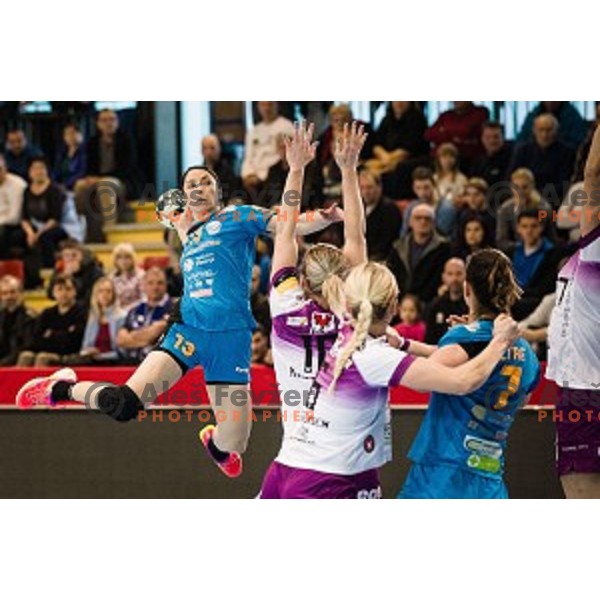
[206,383,251,454]
[69,351,183,409]
[561,473,600,499]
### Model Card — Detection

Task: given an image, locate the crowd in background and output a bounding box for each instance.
[1,100,599,369]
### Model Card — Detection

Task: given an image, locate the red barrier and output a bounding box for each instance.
[0,363,558,407]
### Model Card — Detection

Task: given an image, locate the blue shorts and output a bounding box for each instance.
[398,464,508,499]
[157,322,252,384]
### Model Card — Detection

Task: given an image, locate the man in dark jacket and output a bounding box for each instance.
[74,109,141,242]
[508,113,575,205]
[508,209,565,321]
[0,275,36,365]
[359,170,402,261]
[17,275,87,366]
[387,203,450,304]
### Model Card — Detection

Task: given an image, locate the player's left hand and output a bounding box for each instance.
[334,122,368,171]
[492,314,519,345]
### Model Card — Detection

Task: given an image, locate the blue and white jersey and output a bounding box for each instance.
[408,320,540,479]
[180,205,274,331]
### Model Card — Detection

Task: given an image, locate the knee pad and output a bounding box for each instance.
[97,385,143,423]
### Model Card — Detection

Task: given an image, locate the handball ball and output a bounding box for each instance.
[156,188,186,229]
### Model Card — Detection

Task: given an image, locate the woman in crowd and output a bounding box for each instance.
[109,243,145,311]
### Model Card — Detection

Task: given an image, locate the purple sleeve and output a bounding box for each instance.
[389,355,417,387]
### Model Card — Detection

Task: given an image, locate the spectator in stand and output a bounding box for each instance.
[433,143,468,237]
[394,294,426,342]
[400,167,439,236]
[455,178,496,245]
[251,264,271,332]
[21,157,68,268]
[496,168,553,254]
[53,123,87,190]
[471,121,513,188]
[17,275,86,366]
[508,209,562,321]
[47,239,103,304]
[241,101,294,203]
[424,258,468,344]
[116,267,172,365]
[452,213,492,261]
[388,203,450,304]
[64,277,127,366]
[201,134,243,202]
[0,275,37,366]
[109,243,145,311]
[75,109,141,243]
[517,101,588,148]
[4,128,43,179]
[424,102,490,172]
[508,113,576,204]
[359,169,402,261]
[251,325,273,367]
[0,153,27,260]
[316,104,373,204]
[366,101,429,198]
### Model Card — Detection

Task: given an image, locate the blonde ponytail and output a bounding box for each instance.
[328,263,398,394]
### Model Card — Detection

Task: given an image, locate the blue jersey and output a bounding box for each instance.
[179,205,274,331]
[408,320,540,479]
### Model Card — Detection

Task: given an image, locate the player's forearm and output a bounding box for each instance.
[584,126,600,185]
[277,167,304,240]
[456,337,509,394]
[295,211,332,236]
[582,126,600,234]
[341,167,367,265]
[406,339,437,358]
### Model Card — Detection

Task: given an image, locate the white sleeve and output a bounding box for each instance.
[581,237,600,263]
[353,341,416,388]
[6,179,25,224]
[268,269,304,318]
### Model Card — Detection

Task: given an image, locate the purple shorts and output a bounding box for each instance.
[556,387,600,476]
[259,461,382,499]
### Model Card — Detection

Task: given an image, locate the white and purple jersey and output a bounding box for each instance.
[269,267,341,467]
[547,224,600,390]
[279,324,415,475]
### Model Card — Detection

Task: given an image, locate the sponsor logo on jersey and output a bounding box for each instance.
[183,258,194,273]
[463,435,502,459]
[286,316,308,327]
[205,221,222,235]
[289,366,314,380]
[311,312,335,334]
[235,366,249,373]
[190,289,214,298]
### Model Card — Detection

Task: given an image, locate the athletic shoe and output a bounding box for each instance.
[199,424,243,478]
[15,368,78,410]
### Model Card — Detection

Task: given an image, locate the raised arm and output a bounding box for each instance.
[582,125,600,236]
[270,122,318,276]
[334,122,368,266]
[400,314,517,394]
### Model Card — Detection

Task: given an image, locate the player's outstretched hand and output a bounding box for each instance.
[285,122,318,172]
[334,122,368,171]
[492,314,519,345]
[318,202,344,223]
[446,314,470,327]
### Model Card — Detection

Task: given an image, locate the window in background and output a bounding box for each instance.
[94,101,138,112]
[179,101,211,170]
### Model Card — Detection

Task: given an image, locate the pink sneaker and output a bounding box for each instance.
[16,368,78,410]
